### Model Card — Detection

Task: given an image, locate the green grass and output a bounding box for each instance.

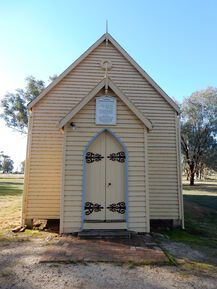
[0,176,23,232]
[0,177,23,197]
[164,180,217,249]
[164,196,217,248]
[156,179,217,273]
[0,184,23,197]
[184,195,217,210]
[180,261,217,275]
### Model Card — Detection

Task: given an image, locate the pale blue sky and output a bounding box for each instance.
[0,0,217,168]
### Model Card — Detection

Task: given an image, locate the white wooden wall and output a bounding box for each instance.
[23,40,181,227]
[62,94,147,233]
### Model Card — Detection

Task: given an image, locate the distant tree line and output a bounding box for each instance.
[0,152,25,174]
[0,152,14,173]
[0,75,216,185]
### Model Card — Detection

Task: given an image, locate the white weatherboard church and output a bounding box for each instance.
[22,33,184,233]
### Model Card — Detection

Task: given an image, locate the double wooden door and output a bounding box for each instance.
[84,131,126,222]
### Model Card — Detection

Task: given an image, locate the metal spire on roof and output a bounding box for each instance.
[106,19,108,33]
[105,20,109,46]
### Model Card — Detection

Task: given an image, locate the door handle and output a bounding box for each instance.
[108,182,111,186]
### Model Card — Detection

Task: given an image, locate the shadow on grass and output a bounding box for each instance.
[154,195,217,269]
[0,181,24,186]
[0,185,23,197]
[183,183,217,194]
[184,195,217,211]
[164,195,217,249]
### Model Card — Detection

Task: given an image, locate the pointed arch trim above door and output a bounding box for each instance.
[81,128,128,230]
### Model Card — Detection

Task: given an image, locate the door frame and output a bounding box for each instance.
[81,128,128,230]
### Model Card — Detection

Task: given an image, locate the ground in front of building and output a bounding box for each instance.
[0,174,217,288]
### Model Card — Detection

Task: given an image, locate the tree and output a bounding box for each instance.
[20,160,25,174]
[0,76,45,134]
[48,74,58,82]
[181,87,217,185]
[0,75,58,134]
[1,154,14,173]
[0,151,3,171]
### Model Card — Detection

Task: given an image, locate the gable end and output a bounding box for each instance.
[59,77,153,130]
[28,33,180,114]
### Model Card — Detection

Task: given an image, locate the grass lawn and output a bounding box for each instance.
[183,176,217,196]
[165,176,217,252]
[0,177,23,231]
[167,196,217,247]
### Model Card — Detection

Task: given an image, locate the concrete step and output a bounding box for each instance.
[78,229,133,239]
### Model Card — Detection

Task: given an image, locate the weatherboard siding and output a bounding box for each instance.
[24,39,180,225]
[62,95,147,233]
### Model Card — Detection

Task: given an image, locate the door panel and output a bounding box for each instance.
[105,132,125,221]
[85,132,106,221]
[84,131,126,223]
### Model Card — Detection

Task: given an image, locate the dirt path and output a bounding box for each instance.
[0,239,217,289]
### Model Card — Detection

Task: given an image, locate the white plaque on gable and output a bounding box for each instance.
[96,96,116,125]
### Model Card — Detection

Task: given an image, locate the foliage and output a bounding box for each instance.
[0,153,14,173]
[20,161,25,174]
[48,74,58,82]
[0,75,59,134]
[0,76,45,134]
[181,87,217,185]
[0,151,3,170]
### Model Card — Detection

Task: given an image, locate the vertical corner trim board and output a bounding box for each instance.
[60,130,67,234]
[22,110,33,224]
[144,128,150,232]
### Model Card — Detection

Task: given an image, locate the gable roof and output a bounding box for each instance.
[28,33,180,114]
[59,77,153,130]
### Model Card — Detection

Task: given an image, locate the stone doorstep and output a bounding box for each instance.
[40,252,168,264]
[40,236,168,264]
[78,229,133,239]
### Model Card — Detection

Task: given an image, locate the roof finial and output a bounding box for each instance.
[106,19,108,34]
[105,20,109,46]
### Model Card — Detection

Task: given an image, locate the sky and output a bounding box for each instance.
[0,0,217,169]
